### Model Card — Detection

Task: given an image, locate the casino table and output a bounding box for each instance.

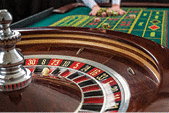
[4,3,169,112]
[12,3,169,48]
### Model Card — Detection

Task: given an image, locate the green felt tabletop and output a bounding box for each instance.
[29,7,91,27]
[28,7,169,48]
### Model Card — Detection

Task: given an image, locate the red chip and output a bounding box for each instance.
[94,17,101,22]
[102,12,107,17]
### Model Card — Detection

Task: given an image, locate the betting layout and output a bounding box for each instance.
[51,8,168,47]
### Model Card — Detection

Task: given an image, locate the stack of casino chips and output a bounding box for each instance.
[102,23,110,29]
[96,8,119,17]
[93,8,119,29]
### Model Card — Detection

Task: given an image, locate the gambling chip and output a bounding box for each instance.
[97,10,102,16]
[102,12,107,17]
[102,23,110,29]
[97,8,119,17]
[112,11,119,16]
[107,10,112,17]
[101,8,107,12]
[129,14,136,18]
[94,17,101,22]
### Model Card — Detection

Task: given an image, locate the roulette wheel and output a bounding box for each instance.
[0,9,169,112]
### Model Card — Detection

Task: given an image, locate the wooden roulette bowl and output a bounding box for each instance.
[1,26,169,112]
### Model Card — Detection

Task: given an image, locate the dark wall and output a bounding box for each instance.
[0,0,76,22]
[122,0,169,3]
[121,0,169,3]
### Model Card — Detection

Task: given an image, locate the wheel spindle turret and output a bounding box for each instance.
[0,9,32,91]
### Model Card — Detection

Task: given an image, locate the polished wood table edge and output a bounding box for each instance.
[53,3,85,14]
[98,2,169,7]
[121,2,169,7]
[11,7,54,28]
[53,2,169,14]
